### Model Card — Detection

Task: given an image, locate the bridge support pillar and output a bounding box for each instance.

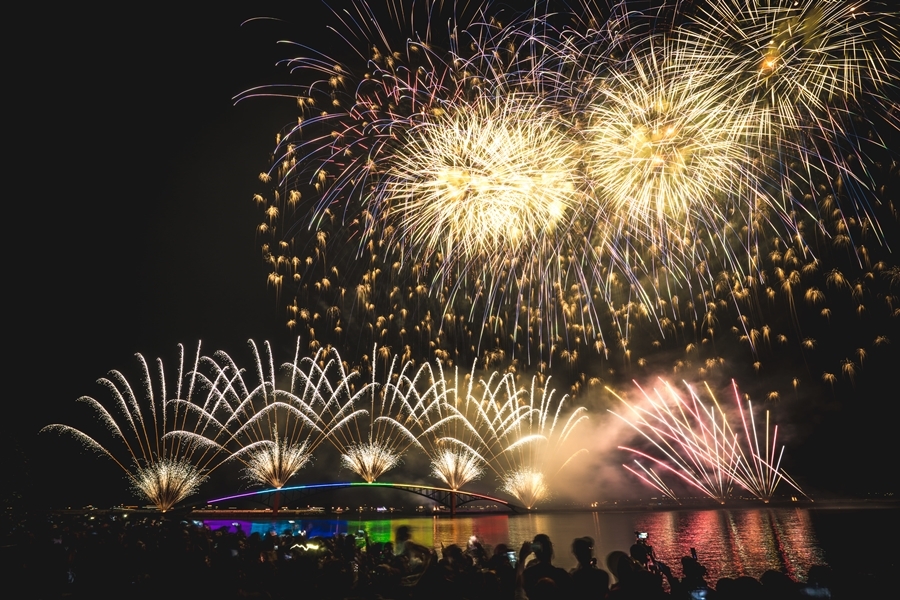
[450,490,456,516]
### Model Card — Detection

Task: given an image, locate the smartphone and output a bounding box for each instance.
[638,532,648,540]
[507,551,517,567]
[690,547,697,560]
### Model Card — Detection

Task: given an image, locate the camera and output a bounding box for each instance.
[636,531,648,540]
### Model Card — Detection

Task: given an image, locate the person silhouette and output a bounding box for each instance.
[522,534,570,600]
[570,537,610,599]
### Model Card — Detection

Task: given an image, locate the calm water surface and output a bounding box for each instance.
[204,507,895,583]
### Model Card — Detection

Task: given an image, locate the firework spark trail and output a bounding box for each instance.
[193,341,363,489]
[246,1,897,390]
[41,344,225,511]
[247,0,609,363]
[378,359,489,490]
[610,378,807,502]
[492,374,589,508]
[623,459,679,502]
[320,346,426,482]
[675,0,900,248]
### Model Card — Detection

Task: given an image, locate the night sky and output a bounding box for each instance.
[9,1,899,509]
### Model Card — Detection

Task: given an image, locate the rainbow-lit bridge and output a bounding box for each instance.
[207,482,524,515]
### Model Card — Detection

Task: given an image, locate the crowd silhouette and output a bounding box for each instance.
[2,512,867,599]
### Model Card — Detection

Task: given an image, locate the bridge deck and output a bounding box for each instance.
[207,482,524,514]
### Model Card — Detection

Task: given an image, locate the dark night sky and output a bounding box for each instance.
[8,1,898,509]
[12,3,319,506]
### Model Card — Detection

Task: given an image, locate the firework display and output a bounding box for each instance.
[492,375,589,508]
[249,0,897,396]
[609,379,806,503]
[324,349,427,482]
[46,342,588,509]
[42,0,900,509]
[41,344,225,511]
[190,341,364,489]
[400,361,589,504]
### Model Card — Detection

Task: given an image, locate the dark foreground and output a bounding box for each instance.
[1,511,888,599]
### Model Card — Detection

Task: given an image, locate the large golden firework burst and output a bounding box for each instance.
[378,94,585,270]
[681,0,897,136]
[582,37,762,242]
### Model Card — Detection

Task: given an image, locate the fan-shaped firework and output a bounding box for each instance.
[429,448,485,490]
[490,374,589,508]
[241,435,312,489]
[411,363,498,491]
[195,341,364,489]
[500,468,551,509]
[609,379,806,503]
[394,360,501,490]
[340,442,403,483]
[41,344,223,511]
[132,458,205,512]
[325,348,424,482]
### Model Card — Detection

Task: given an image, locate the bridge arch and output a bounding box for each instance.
[206,482,524,514]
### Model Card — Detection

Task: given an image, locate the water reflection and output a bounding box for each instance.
[203,508,826,581]
[632,508,825,582]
